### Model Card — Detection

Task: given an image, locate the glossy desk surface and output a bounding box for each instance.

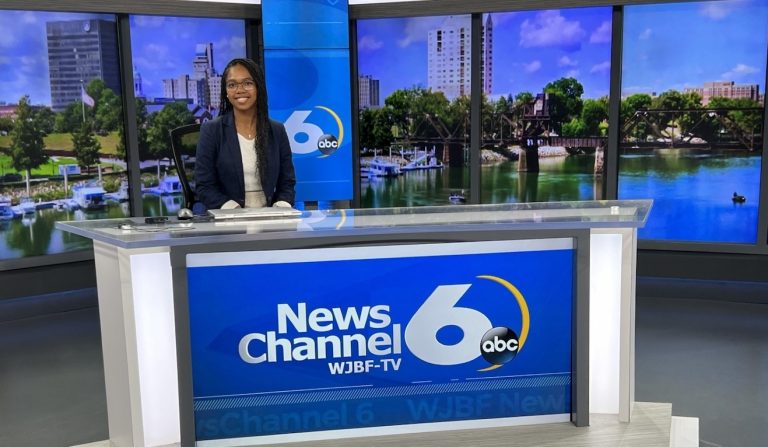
[56,200,652,249]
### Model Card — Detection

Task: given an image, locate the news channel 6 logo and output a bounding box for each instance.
[284,106,343,158]
[404,275,530,372]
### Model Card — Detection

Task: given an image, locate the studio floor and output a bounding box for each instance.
[0,279,766,447]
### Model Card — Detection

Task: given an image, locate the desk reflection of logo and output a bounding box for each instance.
[404,275,530,372]
[285,105,344,158]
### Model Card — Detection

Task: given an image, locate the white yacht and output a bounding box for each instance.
[72,183,107,210]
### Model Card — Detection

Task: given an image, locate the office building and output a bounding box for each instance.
[359,74,380,109]
[427,15,492,99]
[46,19,121,111]
[162,75,205,105]
[133,66,144,98]
[685,81,761,105]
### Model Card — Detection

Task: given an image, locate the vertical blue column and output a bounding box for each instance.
[262,0,353,202]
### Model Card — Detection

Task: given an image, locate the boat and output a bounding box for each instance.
[449,192,467,204]
[0,200,14,221]
[72,183,107,210]
[143,175,183,196]
[367,158,401,177]
[18,196,37,214]
[401,151,444,171]
[105,180,129,202]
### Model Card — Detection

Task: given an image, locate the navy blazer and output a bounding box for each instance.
[194,112,296,209]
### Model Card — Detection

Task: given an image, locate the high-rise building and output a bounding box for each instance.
[46,19,120,111]
[193,43,215,80]
[134,66,144,98]
[359,75,380,109]
[427,15,492,100]
[208,75,223,110]
[162,75,205,105]
[685,81,761,105]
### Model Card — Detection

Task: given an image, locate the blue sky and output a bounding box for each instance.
[622,0,768,96]
[0,11,115,106]
[130,16,246,98]
[0,10,245,106]
[357,7,613,102]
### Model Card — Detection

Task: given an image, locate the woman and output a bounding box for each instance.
[195,58,296,210]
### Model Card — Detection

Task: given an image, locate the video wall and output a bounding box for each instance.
[0,0,767,264]
[618,0,767,244]
[0,10,246,261]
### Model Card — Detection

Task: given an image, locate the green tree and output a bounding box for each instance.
[0,116,13,134]
[94,88,122,132]
[561,118,586,137]
[359,107,393,151]
[544,78,584,133]
[514,91,534,106]
[9,96,48,195]
[146,101,194,159]
[33,107,56,135]
[117,98,150,160]
[72,120,101,170]
[55,100,86,133]
[620,93,653,141]
[581,98,608,136]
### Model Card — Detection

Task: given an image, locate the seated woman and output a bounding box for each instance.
[195,58,296,210]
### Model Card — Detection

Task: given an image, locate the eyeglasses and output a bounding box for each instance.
[225,80,256,91]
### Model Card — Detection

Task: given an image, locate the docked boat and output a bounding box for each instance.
[449,192,467,204]
[401,152,444,171]
[73,183,107,210]
[17,196,37,215]
[0,199,15,221]
[143,175,183,196]
[367,158,401,177]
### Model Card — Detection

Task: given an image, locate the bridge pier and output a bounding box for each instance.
[594,145,604,174]
[518,141,539,173]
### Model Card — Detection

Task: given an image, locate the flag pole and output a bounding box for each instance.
[81,80,86,123]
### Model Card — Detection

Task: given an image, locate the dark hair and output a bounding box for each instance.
[220,58,270,180]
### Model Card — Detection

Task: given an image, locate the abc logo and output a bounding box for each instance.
[480,326,519,366]
[317,134,339,155]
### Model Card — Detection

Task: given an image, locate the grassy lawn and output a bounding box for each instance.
[0,153,123,177]
[0,131,120,155]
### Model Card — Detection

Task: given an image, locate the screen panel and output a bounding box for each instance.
[619,0,767,244]
[0,10,126,260]
[129,15,246,217]
[357,15,473,208]
[479,8,613,205]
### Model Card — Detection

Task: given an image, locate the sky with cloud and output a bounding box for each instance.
[622,0,767,96]
[357,7,613,102]
[0,10,245,106]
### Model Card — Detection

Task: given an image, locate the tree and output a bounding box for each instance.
[514,91,534,106]
[544,78,584,133]
[72,120,101,170]
[55,100,86,133]
[33,107,56,135]
[0,116,13,134]
[146,101,194,159]
[581,98,608,136]
[359,107,393,151]
[9,96,48,195]
[621,93,653,141]
[117,98,150,160]
[561,118,586,137]
[94,88,122,132]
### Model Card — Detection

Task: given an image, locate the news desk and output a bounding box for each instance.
[58,200,651,447]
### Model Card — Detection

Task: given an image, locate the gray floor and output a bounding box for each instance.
[0,280,766,447]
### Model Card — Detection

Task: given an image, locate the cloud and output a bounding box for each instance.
[639,28,653,40]
[523,60,542,73]
[358,35,383,51]
[699,0,747,20]
[215,36,246,53]
[485,12,517,26]
[721,63,759,79]
[566,69,581,78]
[590,61,611,74]
[558,56,578,67]
[133,16,166,28]
[398,16,463,48]
[519,10,585,51]
[590,21,612,44]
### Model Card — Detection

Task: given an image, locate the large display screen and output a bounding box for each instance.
[619,0,767,243]
[357,15,473,208]
[0,11,125,260]
[479,8,612,204]
[186,240,574,443]
[129,15,246,217]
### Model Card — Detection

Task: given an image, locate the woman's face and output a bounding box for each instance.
[225,64,258,113]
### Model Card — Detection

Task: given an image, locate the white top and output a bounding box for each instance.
[223,133,267,209]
